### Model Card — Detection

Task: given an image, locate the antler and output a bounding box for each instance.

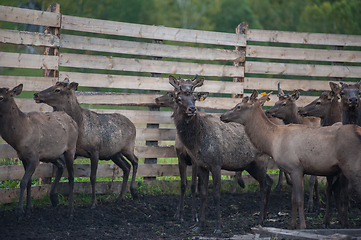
[277,81,285,97]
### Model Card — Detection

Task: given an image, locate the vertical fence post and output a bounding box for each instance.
[144,39,163,181]
[40,3,60,185]
[233,22,248,99]
[230,22,247,189]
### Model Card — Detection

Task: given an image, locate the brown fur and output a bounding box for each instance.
[34,81,138,208]
[0,84,78,221]
[221,90,361,229]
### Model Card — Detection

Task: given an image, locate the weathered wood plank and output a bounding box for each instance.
[136,128,176,141]
[0,52,58,70]
[0,164,53,181]
[61,15,247,47]
[60,34,244,62]
[247,45,361,63]
[244,78,356,92]
[59,72,243,94]
[0,143,176,159]
[0,5,60,27]
[59,53,244,77]
[247,29,361,47]
[0,29,59,47]
[245,61,361,78]
[14,98,53,113]
[0,76,58,90]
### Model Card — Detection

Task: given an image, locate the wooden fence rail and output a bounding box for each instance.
[0,4,360,203]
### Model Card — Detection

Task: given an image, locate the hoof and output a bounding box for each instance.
[89,203,97,210]
[192,225,201,233]
[16,208,24,222]
[50,194,59,207]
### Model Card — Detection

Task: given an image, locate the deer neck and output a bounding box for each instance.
[53,93,84,126]
[282,108,300,125]
[322,99,341,126]
[0,99,27,148]
[244,103,277,156]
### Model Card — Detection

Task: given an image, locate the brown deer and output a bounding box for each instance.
[155,89,245,222]
[34,81,138,209]
[265,84,321,214]
[0,84,78,222]
[298,88,345,227]
[220,90,361,229]
[166,75,273,233]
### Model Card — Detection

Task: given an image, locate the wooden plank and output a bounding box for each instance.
[59,72,243,94]
[0,5,60,27]
[247,45,361,63]
[0,76,58,91]
[0,52,58,70]
[14,98,53,113]
[0,164,53,181]
[247,29,361,47]
[244,78,356,92]
[61,15,246,47]
[0,143,176,159]
[59,53,244,77]
[0,29,59,47]
[60,34,244,62]
[245,61,361,78]
[136,128,176,141]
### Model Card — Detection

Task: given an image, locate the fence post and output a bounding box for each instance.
[40,3,60,185]
[144,39,163,181]
[233,22,248,99]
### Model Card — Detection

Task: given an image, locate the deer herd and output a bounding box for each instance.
[1,75,361,233]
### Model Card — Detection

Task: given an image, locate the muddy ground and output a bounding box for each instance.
[1,187,361,239]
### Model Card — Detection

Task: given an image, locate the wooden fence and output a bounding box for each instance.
[0,4,360,203]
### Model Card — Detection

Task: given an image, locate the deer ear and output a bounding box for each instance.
[9,84,23,97]
[242,96,250,103]
[169,75,180,91]
[250,89,259,103]
[195,92,209,102]
[329,82,341,95]
[357,80,361,90]
[290,90,300,102]
[68,82,78,90]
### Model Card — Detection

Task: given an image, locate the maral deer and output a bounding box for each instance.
[0,84,78,221]
[221,90,361,229]
[34,81,138,208]
[167,75,273,233]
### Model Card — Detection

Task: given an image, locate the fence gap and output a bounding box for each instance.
[144,39,163,181]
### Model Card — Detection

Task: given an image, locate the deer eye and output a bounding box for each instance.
[177,97,182,102]
[55,89,60,93]
[0,96,3,101]
[282,102,286,106]
[316,101,321,105]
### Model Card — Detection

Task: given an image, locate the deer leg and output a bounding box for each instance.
[323,175,335,228]
[112,154,131,202]
[50,156,65,207]
[284,172,293,186]
[211,166,222,234]
[175,151,187,222]
[191,162,199,222]
[274,170,284,191]
[306,175,320,213]
[340,174,349,228]
[89,151,99,209]
[121,149,139,199]
[247,162,273,224]
[192,167,209,233]
[17,159,38,222]
[289,172,305,229]
[230,171,245,194]
[63,151,75,219]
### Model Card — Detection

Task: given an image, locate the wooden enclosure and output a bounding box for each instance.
[0,4,361,203]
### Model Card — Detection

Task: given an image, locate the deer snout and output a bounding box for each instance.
[33,93,43,103]
[188,106,197,114]
[349,97,358,105]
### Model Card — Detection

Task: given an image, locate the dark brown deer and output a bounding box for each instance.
[0,84,78,221]
[167,75,273,233]
[298,88,345,227]
[34,81,138,208]
[155,89,245,222]
[330,81,361,126]
[265,85,321,214]
[220,90,361,229]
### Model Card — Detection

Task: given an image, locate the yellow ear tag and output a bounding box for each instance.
[199,95,204,101]
[260,92,270,101]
